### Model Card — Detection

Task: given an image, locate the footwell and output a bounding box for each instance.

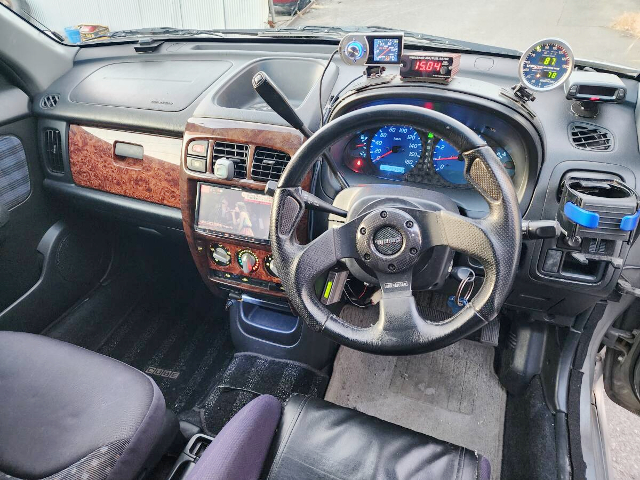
[198,352,329,435]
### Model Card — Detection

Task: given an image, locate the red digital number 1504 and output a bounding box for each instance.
[412,60,443,72]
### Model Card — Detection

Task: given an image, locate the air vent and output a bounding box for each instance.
[43,128,64,173]
[251,147,291,182]
[569,122,614,152]
[212,141,248,178]
[40,94,60,109]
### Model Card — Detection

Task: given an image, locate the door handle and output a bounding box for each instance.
[114,142,144,160]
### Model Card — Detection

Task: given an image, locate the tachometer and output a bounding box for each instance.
[433,135,515,185]
[519,39,574,91]
[370,126,422,177]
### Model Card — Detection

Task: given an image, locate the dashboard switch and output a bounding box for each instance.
[187,156,206,173]
[188,140,208,157]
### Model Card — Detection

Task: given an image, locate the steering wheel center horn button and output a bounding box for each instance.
[373,226,404,255]
[356,209,422,272]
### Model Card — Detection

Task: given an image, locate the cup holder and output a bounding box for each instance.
[558,176,639,241]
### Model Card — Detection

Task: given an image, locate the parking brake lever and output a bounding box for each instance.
[252,71,349,190]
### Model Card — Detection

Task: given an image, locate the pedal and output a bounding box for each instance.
[480,318,500,347]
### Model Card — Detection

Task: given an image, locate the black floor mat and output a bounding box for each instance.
[198,352,329,435]
[97,286,234,413]
[46,272,234,417]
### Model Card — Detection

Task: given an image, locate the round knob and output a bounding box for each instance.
[237,249,258,275]
[264,254,279,278]
[210,244,231,266]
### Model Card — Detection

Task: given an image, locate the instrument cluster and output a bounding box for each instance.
[342,125,516,187]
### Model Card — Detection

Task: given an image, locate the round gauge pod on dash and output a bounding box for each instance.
[518,39,574,91]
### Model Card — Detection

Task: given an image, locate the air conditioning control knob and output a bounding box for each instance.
[237,249,258,274]
[210,244,231,267]
[264,254,279,278]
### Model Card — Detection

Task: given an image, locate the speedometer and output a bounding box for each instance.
[370,126,422,177]
[519,39,574,91]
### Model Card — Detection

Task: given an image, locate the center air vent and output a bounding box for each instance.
[569,122,614,152]
[212,141,249,178]
[43,128,64,173]
[40,94,60,109]
[251,147,291,182]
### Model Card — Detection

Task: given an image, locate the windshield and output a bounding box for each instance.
[3,0,639,71]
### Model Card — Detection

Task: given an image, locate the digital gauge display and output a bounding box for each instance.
[519,39,574,91]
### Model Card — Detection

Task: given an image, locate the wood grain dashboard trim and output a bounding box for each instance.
[181,118,309,298]
[69,125,183,208]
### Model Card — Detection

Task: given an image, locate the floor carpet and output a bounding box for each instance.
[45,271,235,418]
[198,352,329,435]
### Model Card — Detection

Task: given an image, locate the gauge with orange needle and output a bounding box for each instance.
[433,135,515,184]
[369,125,423,177]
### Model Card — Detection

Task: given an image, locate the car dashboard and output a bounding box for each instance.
[31,37,640,325]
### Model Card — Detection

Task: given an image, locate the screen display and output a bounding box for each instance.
[538,56,557,66]
[373,38,400,63]
[196,184,272,241]
[412,59,443,72]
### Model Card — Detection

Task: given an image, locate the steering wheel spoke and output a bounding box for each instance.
[292,218,362,278]
[413,209,495,270]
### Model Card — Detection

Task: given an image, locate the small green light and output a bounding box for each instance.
[323,280,333,299]
[428,132,434,138]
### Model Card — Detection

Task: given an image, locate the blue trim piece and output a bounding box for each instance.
[620,211,640,231]
[564,202,599,229]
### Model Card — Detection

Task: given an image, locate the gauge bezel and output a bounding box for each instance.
[518,38,574,92]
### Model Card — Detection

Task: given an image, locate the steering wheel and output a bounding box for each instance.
[269,105,521,355]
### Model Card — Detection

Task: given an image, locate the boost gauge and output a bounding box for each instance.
[519,39,574,91]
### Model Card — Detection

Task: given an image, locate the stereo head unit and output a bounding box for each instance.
[195,183,273,243]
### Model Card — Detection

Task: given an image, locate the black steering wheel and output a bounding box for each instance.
[270,105,521,355]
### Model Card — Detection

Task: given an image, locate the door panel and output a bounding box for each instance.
[604,300,640,416]
[0,115,58,312]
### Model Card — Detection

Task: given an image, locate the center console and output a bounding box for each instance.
[180,118,308,298]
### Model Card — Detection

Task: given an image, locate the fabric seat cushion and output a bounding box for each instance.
[186,395,282,480]
[0,331,166,480]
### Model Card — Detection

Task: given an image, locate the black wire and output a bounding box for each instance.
[319,49,339,126]
[322,75,365,124]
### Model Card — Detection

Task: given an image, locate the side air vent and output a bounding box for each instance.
[212,141,249,178]
[43,128,64,173]
[251,147,291,182]
[569,122,614,152]
[40,94,60,109]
